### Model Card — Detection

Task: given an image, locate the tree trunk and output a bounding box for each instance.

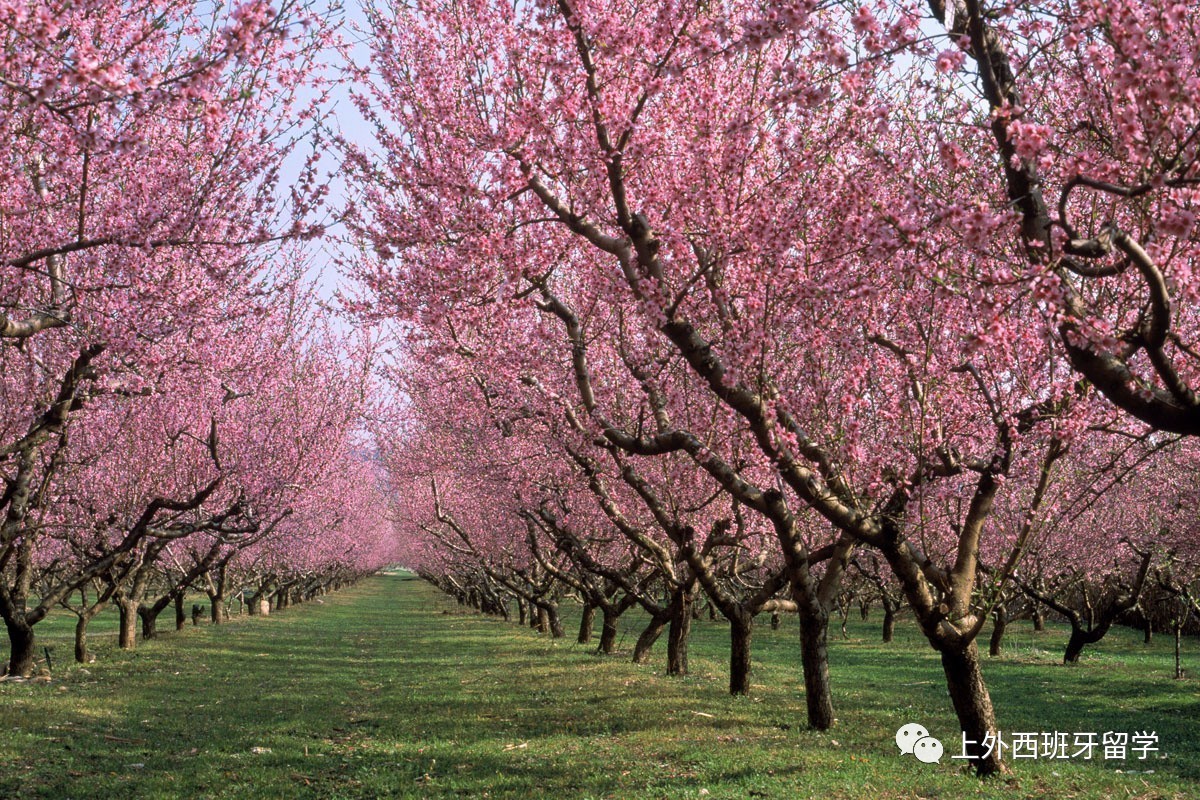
[1144,618,1153,644]
[4,619,36,677]
[633,611,667,664]
[729,614,753,696]
[547,605,565,638]
[598,608,619,654]
[667,590,692,676]
[988,606,1007,657]
[536,606,549,634]
[882,605,896,643]
[139,605,158,640]
[578,603,596,644]
[75,615,92,664]
[117,600,138,650]
[1062,619,1104,665]
[517,597,527,626]
[770,611,781,630]
[939,642,1005,776]
[797,602,835,730]
[175,593,186,631]
[1032,609,1045,631]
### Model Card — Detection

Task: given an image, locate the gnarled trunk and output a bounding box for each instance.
[175,593,186,631]
[989,606,1007,657]
[797,601,834,730]
[729,613,753,696]
[117,599,138,650]
[546,605,565,638]
[577,603,596,644]
[598,608,619,654]
[940,642,1005,777]
[5,619,36,677]
[75,615,92,664]
[882,605,896,643]
[209,587,228,624]
[139,605,159,640]
[667,589,692,676]
[632,609,668,664]
[1063,619,1112,664]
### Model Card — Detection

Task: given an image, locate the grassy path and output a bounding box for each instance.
[1,574,1198,798]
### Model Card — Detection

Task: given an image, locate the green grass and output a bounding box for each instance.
[2,575,1198,799]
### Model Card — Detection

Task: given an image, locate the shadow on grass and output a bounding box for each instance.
[1,575,1197,799]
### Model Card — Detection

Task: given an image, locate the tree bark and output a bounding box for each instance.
[247,589,265,616]
[75,615,92,664]
[139,605,158,640]
[547,605,565,638]
[1032,609,1045,631]
[882,606,896,643]
[577,603,596,644]
[729,613,753,696]
[175,593,186,631]
[598,608,619,654]
[666,589,692,676]
[117,599,138,650]
[5,619,36,677]
[632,609,668,664]
[989,606,1007,657]
[940,642,1005,777]
[1063,623,1098,664]
[797,602,835,730]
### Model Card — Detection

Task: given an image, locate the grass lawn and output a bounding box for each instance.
[1,574,1198,799]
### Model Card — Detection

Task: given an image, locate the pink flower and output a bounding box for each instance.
[935,48,965,74]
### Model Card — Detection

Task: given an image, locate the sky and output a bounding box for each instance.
[286,0,377,306]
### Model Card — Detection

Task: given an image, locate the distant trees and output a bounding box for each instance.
[1,0,397,676]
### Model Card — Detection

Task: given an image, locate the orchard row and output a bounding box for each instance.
[350,0,1200,781]
[6,0,1200,781]
[1,1,396,681]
